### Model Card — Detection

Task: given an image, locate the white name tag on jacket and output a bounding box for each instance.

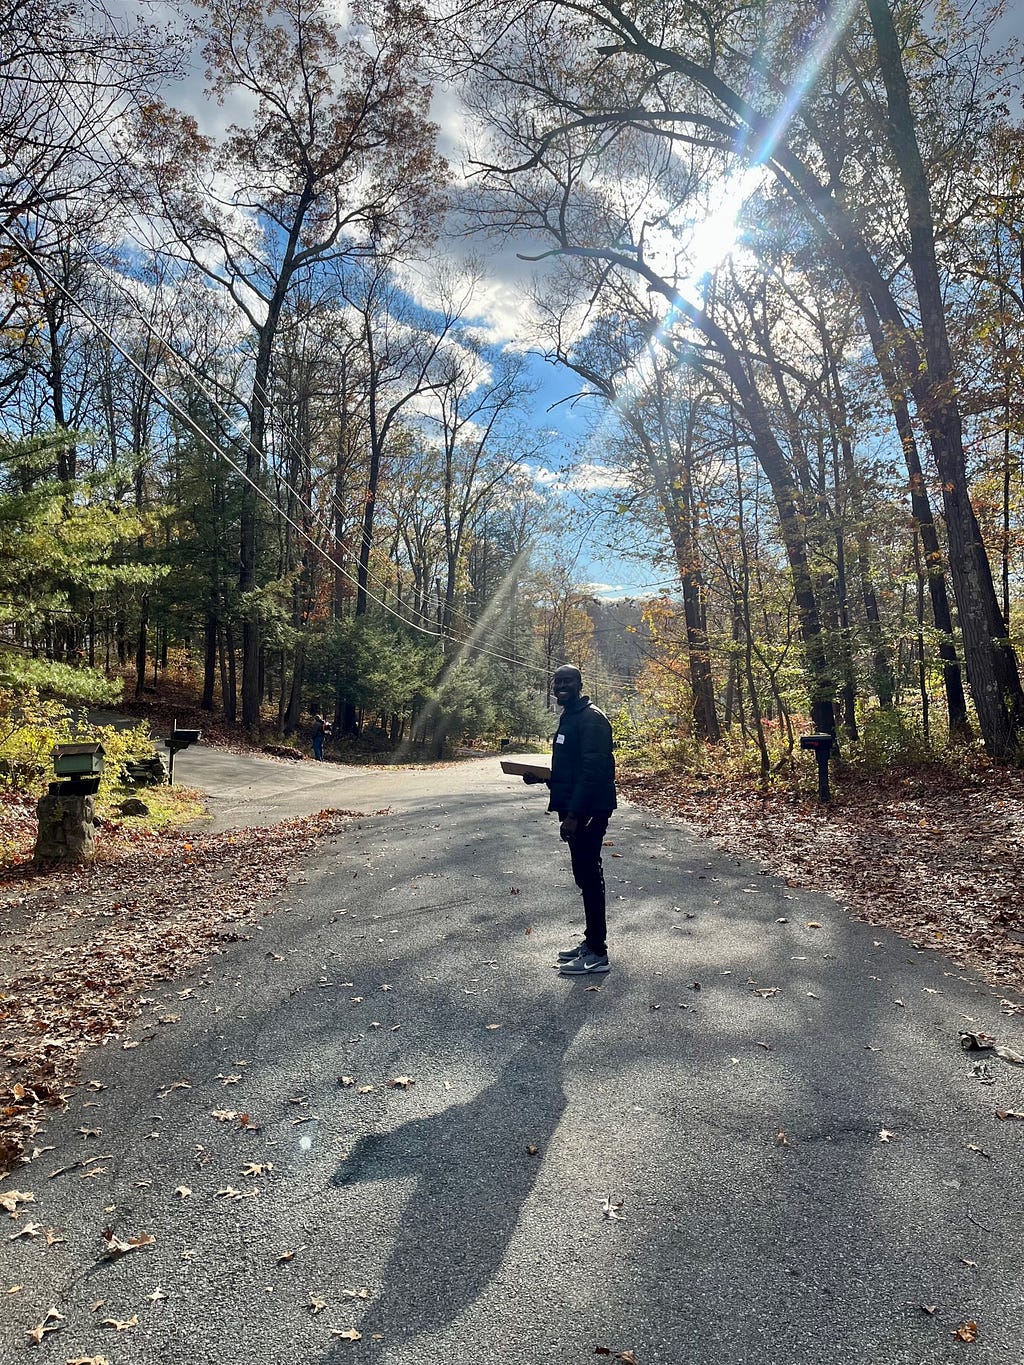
[555,733,565,744]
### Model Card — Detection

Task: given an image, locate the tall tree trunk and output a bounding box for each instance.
[859,292,970,736]
[202,613,217,711]
[914,531,931,744]
[285,642,306,734]
[223,623,238,724]
[821,322,895,710]
[866,0,1023,756]
[135,593,149,698]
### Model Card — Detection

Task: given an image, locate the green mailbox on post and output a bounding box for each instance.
[52,742,105,778]
[52,743,105,794]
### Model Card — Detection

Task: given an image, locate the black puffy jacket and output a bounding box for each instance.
[547,695,617,816]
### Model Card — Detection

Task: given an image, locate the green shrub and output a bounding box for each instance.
[854,709,932,769]
[0,689,155,802]
[0,651,124,707]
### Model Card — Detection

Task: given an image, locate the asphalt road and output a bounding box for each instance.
[3,748,1023,1364]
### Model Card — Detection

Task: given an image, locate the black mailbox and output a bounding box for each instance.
[162,726,202,785]
[799,733,834,753]
[800,732,835,802]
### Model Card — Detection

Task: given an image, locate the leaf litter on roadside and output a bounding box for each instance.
[616,766,1024,1000]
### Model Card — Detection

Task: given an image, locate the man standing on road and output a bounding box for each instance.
[523,665,617,976]
[311,712,329,762]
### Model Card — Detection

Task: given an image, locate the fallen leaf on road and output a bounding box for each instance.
[100,1315,138,1330]
[995,1046,1024,1066]
[485,1023,502,1030]
[601,1196,626,1221]
[147,1287,167,1302]
[920,1304,937,1315]
[806,921,821,929]
[953,1321,977,1342]
[309,1295,327,1314]
[211,1110,238,1122]
[67,1356,110,1364]
[966,1144,990,1159]
[879,1129,896,1142]
[357,1086,374,1094]
[173,1186,191,1199]
[526,1144,539,1156]
[277,1249,298,1264]
[331,1328,361,1341]
[0,1189,34,1215]
[387,1077,415,1089]
[341,1288,373,1300]
[158,1079,191,1096]
[959,1032,996,1051]
[101,1228,155,1258]
[26,1306,62,1344]
[338,1076,355,1087]
[10,1221,43,1240]
[242,1162,273,1177]
[995,1109,1024,1120]
[776,1129,791,1146]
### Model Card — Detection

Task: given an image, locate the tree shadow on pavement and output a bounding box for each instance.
[321,999,584,1356]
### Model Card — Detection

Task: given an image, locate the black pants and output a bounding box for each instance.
[563,813,610,955]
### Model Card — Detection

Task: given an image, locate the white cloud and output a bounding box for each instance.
[534,463,633,494]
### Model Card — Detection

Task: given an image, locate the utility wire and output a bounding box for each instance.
[7,61,640,694]
[4,223,637,697]
[29,46,498,646]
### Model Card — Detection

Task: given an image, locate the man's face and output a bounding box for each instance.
[552,670,582,708]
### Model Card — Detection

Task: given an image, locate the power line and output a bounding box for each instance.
[5,59,640,696]
[3,223,636,699]
[28,42,507,648]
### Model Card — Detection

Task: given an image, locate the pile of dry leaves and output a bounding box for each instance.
[0,810,356,1174]
[620,760,1024,1000]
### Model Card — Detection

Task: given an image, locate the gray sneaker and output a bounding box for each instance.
[556,940,588,962]
[559,951,610,976]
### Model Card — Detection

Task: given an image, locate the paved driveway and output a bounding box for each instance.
[2,749,1022,1363]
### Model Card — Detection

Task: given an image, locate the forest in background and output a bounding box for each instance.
[0,0,1021,774]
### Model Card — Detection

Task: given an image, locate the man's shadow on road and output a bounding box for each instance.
[321,1001,585,1354]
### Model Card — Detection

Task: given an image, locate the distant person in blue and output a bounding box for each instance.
[522,665,617,975]
[311,712,330,761]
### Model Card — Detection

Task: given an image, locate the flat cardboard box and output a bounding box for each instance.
[500,758,552,780]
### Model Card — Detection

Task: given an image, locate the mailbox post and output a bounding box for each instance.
[34,742,106,863]
[799,732,835,803]
[162,724,201,785]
